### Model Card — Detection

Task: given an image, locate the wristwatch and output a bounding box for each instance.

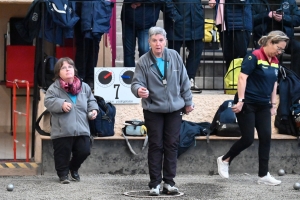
[238,98,245,102]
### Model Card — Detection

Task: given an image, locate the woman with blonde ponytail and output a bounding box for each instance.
[217,31,289,185]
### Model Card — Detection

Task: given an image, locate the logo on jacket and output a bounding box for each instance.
[32,13,38,22]
[282,2,289,10]
[248,56,252,60]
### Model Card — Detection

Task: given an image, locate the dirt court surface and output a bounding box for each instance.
[1,173,300,200]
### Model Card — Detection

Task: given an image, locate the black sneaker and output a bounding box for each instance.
[59,175,70,184]
[70,170,80,182]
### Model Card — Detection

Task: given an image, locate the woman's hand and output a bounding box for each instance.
[231,102,243,113]
[62,102,72,112]
[131,3,141,9]
[91,110,98,119]
[138,87,149,99]
[270,106,277,116]
[184,105,194,115]
[209,0,216,8]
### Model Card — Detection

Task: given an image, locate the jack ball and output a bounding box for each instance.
[277,169,285,176]
[7,184,14,191]
[294,182,300,190]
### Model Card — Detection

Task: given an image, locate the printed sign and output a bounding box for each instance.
[94,67,140,104]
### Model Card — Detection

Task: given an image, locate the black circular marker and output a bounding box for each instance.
[97,70,114,87]
[120,68,134,87]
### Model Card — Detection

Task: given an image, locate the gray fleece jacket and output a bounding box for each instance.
[44,80,99,139]
[131,48,193,113]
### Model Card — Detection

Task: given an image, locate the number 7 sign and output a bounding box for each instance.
[94,67,140,104]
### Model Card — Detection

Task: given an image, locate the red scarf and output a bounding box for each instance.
[59,76,82,95]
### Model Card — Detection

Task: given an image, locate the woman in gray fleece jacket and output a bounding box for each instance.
[131,26,194,196]
[44,57,99,184]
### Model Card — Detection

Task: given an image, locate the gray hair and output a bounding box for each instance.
[258,30,289,47]
[149,26,167,39]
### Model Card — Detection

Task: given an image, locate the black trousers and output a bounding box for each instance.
[52,136,91,177]
[74,20,102,83]
[218,28,251,70]
[223,104,272,177]
[168,39,204,80]
[143,109,182,189]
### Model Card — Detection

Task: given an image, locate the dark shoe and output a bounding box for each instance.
[70,170,80,182]
[59,175,70,184]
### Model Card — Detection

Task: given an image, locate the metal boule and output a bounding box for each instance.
[278,169,285,176]
[88,112,94,119]
[293,182,300,190]
[7,184,14,191]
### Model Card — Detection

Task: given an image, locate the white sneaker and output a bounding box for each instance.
[190,78,199,88]
[217,155,229,178]
[149,184,160,196]
[190,78,202,92]
[257,172,281,186]
[162,183,179,195]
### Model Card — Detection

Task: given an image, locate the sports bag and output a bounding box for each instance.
[89,96,116,137]
[37,56,58,90]
[121,119,148,155]
[203,19,219,50]
[224,58,243,94]
[178,120,211,158]
[210,100,241,137]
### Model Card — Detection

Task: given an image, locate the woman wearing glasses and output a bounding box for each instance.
[217,31,289,186]
[44,57,99,184]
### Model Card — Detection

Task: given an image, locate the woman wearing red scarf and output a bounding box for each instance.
[44,57,99,184]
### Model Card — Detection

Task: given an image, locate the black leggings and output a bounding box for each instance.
[223,104,272,177]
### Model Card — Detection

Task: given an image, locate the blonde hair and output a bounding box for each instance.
[258,30,289,47]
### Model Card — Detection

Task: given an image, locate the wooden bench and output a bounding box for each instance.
[34,90,296,163]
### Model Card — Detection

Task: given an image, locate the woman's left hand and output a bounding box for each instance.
[184,105,194,115]
[91,110,98,119]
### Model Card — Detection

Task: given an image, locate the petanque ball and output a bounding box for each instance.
[6,184,14,191]
[293,182,300,190]
[278,169,285,176]
[88,112,94,119]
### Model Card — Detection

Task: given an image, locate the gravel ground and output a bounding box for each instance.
[1,173,300,200]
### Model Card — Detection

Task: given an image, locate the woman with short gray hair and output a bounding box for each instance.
[131,26,194,196]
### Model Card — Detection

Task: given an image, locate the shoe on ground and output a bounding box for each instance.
[162,183,179,195]
[257,172,281,186]
[217,155,229,178]
[59,175,70,184]
[70,170,80,182]
[149,184,160,196]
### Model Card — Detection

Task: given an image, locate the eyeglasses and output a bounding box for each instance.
[60,65,74,70]
[276,46,285,53]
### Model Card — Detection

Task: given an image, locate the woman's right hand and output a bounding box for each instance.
[138,87,149,99]
[62,102,72,112]
[231,102,244,113]
[209,0,216,8]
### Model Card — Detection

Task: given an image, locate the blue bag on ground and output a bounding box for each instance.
[89,96,116,137]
